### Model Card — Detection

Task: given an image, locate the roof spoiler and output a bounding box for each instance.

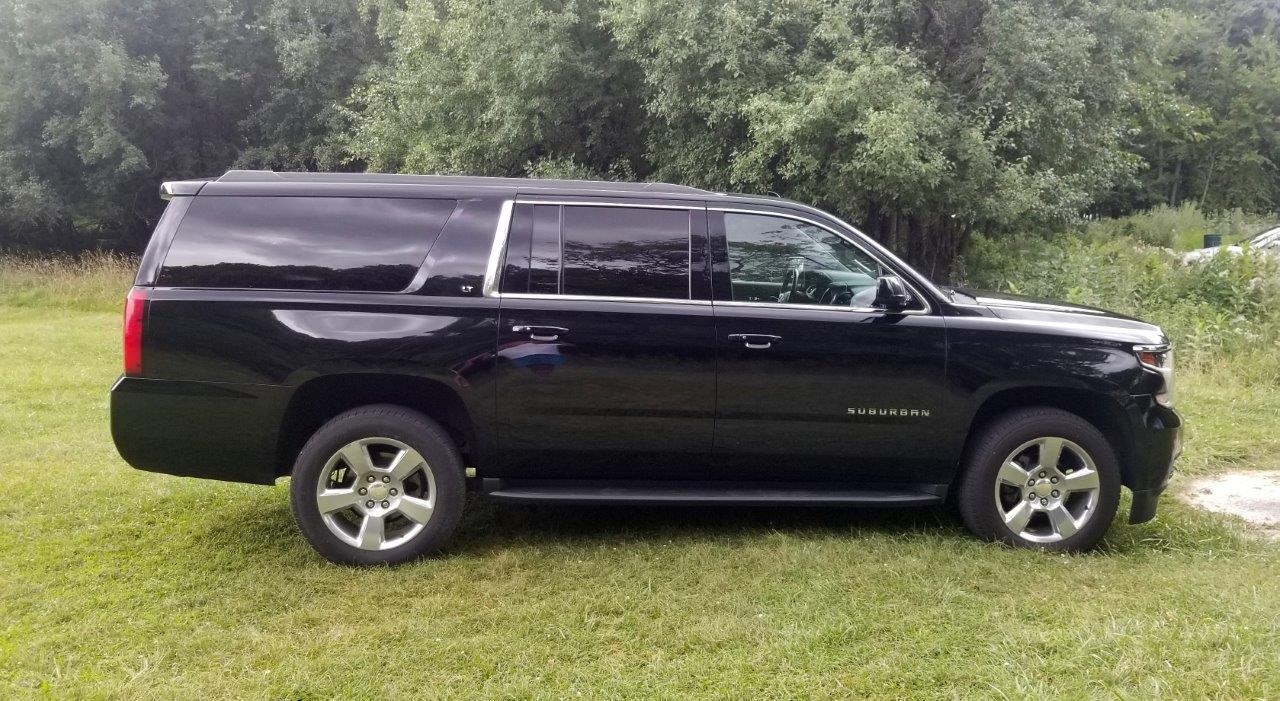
[159,179,212,200]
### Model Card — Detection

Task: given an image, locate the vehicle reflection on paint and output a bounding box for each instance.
[497,340,564,376]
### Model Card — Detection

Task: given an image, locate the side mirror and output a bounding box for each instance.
[873,274,912,311]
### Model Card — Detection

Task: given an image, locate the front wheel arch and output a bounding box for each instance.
[955,406,1122,551]
[954,386,1135,491]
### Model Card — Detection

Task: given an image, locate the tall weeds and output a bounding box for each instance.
[0,251,137,313]
[956,232,1280,378]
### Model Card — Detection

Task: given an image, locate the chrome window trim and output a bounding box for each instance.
[714,299,930,316]
[501,292,711,306]
[513,198,703,210]
[710,206,933,316]
[482,200,515,298]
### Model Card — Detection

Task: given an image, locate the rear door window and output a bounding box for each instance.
[561,206,690,299]
[158,196,456,291]
[501,204,692,300]
[502,204,564,294]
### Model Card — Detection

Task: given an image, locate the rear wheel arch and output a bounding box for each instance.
[275,373,478,478]
[956,386,1136,488]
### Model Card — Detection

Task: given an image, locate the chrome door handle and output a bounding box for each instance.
[512,325,568,342]
[728,333,781,350]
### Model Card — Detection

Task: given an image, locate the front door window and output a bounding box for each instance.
[724,212,882,307]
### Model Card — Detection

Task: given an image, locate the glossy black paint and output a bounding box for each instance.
[494,297,717,480]
[112,170,1179,520]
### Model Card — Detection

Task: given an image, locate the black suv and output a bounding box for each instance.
[111,170,1180,564]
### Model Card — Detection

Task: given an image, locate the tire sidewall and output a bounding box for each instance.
[959,409,1121,552]
[289,405,466,566]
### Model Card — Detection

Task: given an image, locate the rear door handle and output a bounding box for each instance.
[728,333,781,350]
[512,325,568,342]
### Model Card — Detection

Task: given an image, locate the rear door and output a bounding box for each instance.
[493,199,717,480]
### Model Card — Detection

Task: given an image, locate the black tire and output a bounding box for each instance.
[289,404,466,565]
[957,407,1121,553]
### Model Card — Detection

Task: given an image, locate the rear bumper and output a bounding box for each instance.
[110,376,289,485]
[1124,399,1182,524]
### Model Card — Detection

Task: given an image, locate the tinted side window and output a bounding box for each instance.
[159,196,456,291]
[501,204,563,294]
[529,205,562,294]
[560,206,690,299]
[724,212,881,306]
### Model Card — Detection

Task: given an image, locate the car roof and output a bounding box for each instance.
[162,168,819,212]
[164,169,830,222]
[217,169,715,197]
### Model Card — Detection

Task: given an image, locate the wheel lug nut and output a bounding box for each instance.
[382,476,391,483]
[1028,479,1036,487]
[1051,490,1060,498]
[381,500,390,508]
[1040,498,1048,506]
[367,475,375,483]
[359,488,367,495]
[1028,492,1037,500]
[365,500,375,508]
[389,488,398,496]
[1051,477,1059,484]
[1038,471,1046,478]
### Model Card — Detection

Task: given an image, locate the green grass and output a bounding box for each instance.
[1,260,1279,698]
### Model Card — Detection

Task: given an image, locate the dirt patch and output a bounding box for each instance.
[1183,470,1280,540]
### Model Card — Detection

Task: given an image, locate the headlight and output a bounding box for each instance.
[1135,344,1174,406]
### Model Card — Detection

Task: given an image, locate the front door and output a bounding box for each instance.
[494,200,717,480]
[710,208,950,485]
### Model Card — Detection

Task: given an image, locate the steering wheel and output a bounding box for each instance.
[817,284,854,306]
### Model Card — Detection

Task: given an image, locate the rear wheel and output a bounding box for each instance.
[957,408,1120,552]
[289,405,465,565]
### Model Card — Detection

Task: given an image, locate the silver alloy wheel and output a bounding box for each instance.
[993,436,1101,543]
[314,437,436,551]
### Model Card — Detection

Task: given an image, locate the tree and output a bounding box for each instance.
[0,0,383,250]
[344,0,647,177]
[1115,0,1280,214]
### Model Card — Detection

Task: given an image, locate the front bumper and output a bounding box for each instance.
[1123,398,1182,524]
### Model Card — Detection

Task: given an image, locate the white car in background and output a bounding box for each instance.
[1181,225,1280,264]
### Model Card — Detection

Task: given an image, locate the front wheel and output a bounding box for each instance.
[957,408,1121,552]
[289,405,466,565]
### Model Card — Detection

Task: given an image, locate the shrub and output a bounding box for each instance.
[955,231,1280,370]
[1084,203,1277,251]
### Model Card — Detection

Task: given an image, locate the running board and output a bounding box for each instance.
[479,479,947,507]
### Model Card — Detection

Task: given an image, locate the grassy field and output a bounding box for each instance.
[1,257,1278,698]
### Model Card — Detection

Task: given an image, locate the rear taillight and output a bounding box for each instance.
[123,287,147,376]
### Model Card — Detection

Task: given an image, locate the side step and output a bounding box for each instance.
[479,479,947,507]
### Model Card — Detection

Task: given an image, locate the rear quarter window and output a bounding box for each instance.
[158,196,456,291]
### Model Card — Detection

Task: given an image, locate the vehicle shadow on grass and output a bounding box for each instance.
[448,498,1234,557]
[454,498,966,550]
[183,489,1241,566]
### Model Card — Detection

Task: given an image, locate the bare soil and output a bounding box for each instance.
[1183,470,1280,540]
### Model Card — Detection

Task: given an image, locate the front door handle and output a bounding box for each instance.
[512,325,568,342]
[728,333,781,350]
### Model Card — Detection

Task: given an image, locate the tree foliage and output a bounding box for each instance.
[1,0,1278,278]
[0,0,381,249]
